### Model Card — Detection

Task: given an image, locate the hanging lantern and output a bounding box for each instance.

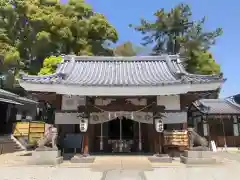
[154,118,164,133]
[79,118,89,133]
[77,111,89,133]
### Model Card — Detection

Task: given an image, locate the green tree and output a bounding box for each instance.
[38,56,63,75]
[113,42,150,56]
[114,42,136,56]
[185,51,220,75]
[130,3,222,74]
[0,0,118,75]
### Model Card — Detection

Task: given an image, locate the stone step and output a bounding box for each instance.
[0,136,22,154]
[180,155,217,165]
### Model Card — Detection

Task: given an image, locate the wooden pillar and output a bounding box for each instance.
[182,123,187,129]
[147,124,153,153]
[148,124,160,154]
[153,130,160,154]
[147,124,150,152]
[90,124,95,152]
[82,123,95,154]
[83,133,89,154]
[82,96,90,155]
[55,94,62,111]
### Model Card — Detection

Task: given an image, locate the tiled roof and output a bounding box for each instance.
[193,99,240,115]
[225,94,240,108]
[0,88,19,98]
[20,55,224,87]
[0,88,38,104]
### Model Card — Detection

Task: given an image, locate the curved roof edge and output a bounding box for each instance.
[19,54,225,88]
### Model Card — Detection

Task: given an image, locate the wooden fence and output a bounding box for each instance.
[13,122,51,144]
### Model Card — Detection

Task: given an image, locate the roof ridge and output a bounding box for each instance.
[164,55,183,79]
[62,54,180,62]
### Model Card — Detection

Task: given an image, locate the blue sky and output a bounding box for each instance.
[62,0,240,97]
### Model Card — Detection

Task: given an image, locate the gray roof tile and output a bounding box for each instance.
[20,55,224,86]
[193,99,240,114]
[0,88,38,104]
[0,88,18,98]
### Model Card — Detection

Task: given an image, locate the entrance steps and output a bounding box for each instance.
[0,135,24,155]
[90,156,153,171]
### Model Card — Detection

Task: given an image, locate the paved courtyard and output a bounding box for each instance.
[0,163,239,180]
[0,151,239,180]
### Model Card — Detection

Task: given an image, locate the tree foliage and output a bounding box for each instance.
[114,42,136,56]
[38,56,63,75]
[113,41,151,56]
[185,51,220,75]
[130,3,222,74]
[0,0,118,75]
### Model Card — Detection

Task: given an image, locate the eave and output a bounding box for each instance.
[19,81,223,96]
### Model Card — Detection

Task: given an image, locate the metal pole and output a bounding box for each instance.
[138,122,142,151]
[100,122,103,151]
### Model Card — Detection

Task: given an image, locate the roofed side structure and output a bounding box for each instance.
[0,88,38,105]
[19,55,225,96]
[192,98,240,115]
[225,94,240,108]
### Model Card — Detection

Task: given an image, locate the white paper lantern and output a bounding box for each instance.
[79,118,89,133]
[154,119,164,133]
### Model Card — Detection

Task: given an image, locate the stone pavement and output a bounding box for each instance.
[0,151,32,166]
[90,156,153,171]
[0,151,239,180]
[0,167,102,180]
[0,162,239,180]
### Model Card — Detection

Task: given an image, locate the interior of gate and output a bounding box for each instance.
[92,117,150,153]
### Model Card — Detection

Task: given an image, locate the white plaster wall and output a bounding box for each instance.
[157,95,180,110]
[161,112,187,124]
[55,113,79,124]
[61,95,86,110]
